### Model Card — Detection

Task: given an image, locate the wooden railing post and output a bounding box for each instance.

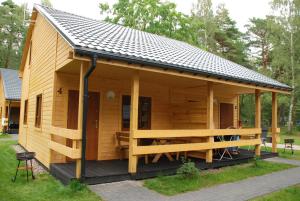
[255,89,261,156]
[272,92,278,153]
[129,71,139,174]
[206,82,214,163]
[75,62,88,178]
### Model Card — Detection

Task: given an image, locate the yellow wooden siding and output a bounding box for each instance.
[18,11,242,167]
[0,76,6,132]
[18,13,73,168]
[52,70,239,162]
[55,34,73,70]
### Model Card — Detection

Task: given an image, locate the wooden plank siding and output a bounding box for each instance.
[18,13,74,167]
[0,75,21,133]
[0,76,7,132]
[50,69,240,163]
[18,11,265,171]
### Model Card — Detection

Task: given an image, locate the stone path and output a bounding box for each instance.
[265,142,300,151]
[0,134,18,141]
[0,135,47,174]
[90,157,300,201]
[11,144,47,174]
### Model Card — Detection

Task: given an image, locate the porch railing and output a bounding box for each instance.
[132,128,262,155]
[49,126,81,159]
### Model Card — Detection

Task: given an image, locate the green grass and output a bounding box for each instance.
[0,140,101,201]
[278,126,300,145]
[0,133,10,138]
[251,184,300,201]
[278,149,300,161]
[144,160,294,196]
[259,146,300,161]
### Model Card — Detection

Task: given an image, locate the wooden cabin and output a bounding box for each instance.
[18,5,291,184]
[0,68,21,134]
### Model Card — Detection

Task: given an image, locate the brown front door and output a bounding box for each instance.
[220,103,234,129]
[85,92,100,160]
[67,90,100,160]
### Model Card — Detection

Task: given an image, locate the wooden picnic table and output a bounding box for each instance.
[151,139,175,163]
[116,131,189,164]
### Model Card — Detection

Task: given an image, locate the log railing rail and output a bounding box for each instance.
[49,126,81,159]
[132,128,262,156]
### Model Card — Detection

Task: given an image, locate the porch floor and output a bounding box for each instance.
[50,149,278,185]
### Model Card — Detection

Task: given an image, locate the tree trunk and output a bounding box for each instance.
[287,29,295,133]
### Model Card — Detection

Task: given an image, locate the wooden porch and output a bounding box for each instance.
[50,149,278,185]
[48,60,282,180]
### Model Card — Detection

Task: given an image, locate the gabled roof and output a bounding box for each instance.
[0,68,22,101]
[33,5,291,91]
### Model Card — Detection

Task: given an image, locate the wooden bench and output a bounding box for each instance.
[116,131,129,160]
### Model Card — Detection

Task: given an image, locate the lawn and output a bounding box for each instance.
[0,140,101,201]
[0,133,10,138]
[252,184,300,201]
[144,160,294,195]
[260,146,300,161]
[278,126,300,145]
[279,149,300,161]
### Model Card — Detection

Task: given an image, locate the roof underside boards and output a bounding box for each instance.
[34,5,291,91]
[0,68,22,101]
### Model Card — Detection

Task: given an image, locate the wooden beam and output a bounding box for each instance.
[133,128,261,138]
[133,139,261,155]
[50,126,81,140]
[75,62,88,178]
[272,92,278,153]
[206,82,214,163]
[49,141,81,159]
[128,71,139,174]
[255,89,261,156]
[237,95,240,125]
[73,55,291,94]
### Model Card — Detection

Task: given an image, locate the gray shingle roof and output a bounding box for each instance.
[35,5,291,91]
[0,68,22,101]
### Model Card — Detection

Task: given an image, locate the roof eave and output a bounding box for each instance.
[74,47,292,93]
[5,98,21,102]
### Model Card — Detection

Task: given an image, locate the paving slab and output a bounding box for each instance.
[0,134,18,141]
[90,157,300,201]
[265,143,300,151]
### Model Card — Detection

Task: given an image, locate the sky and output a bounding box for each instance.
[2,0,273,32]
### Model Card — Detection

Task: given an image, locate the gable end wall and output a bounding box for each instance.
[18,13,73,168]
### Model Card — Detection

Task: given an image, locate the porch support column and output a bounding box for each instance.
[76,62,88,178]
[206,81,214,163]
[255,89,261,156]
[272,92,278,153]
[129,71,139,174]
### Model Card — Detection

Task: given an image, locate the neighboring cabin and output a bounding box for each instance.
[18,5,290,184]
[0,68,21,134]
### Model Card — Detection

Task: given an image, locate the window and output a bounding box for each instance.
[121,95,151,131]
[35,94,42,128]
[24,100,28,124]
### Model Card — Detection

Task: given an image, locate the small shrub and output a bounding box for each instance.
[176,159,199,179]
[68,179,86,192]
[253,156,262,168]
